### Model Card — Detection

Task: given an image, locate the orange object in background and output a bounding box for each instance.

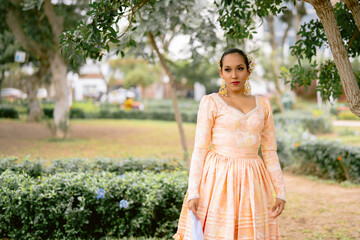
[124,98,134,110]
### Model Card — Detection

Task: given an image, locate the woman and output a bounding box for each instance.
[173,48,287,240]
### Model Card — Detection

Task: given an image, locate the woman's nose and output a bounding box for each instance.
[231,70,237,78]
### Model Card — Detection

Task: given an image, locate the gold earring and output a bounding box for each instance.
[219,78,227,96]
[244,77,251,95]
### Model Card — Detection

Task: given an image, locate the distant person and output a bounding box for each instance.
[173,48,286,240]
[124,97,134,110]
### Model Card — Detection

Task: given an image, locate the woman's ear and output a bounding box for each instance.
[219,69,223,79]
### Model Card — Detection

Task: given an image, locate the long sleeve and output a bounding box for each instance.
[187,94,217,202]
[260,97,287,203]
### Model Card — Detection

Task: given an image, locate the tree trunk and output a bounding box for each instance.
[24,75,41,122]
[0,70,4,104]
[50,50,69,138]
[148,32,188,161]
[25,61,49,122]
[266,16,285,112]
[345,0,360,32]
[306,0,360,116]
[43,0,70,138]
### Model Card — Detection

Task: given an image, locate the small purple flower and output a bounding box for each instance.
[132,182,137,186]
[119,199,129,209]
[96,189,105,200]
[119,174,126,179]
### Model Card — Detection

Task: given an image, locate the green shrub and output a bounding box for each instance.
[274,110,333,134]
[0,170,188,239]
[292,140,360,183]
[42,107,54,118]
[110,110,197,123]
[337,110,359,120]
[0,157,186,178]
[69,108,86,119]
[42,107,87,119]
[0,106,19,119]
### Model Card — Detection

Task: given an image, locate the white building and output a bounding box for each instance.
[69,61,107,101]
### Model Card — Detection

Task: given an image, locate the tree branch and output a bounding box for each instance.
[43,0,64,45]
[345,0,360,32]
[5,7,46,57]
[346,28,359,51]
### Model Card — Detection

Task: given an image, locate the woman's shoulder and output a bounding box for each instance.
[199,92,219,103]
[257,95,271,108]
[198,93,219,112]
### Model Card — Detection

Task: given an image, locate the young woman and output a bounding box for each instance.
[173,48,287,240]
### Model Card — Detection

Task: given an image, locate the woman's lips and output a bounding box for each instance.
[231,81,240,85]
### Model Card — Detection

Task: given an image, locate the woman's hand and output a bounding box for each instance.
[188,198,200,220]
[270,198,286,219]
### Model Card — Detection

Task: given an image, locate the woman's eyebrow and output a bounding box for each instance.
[224,64,245,67]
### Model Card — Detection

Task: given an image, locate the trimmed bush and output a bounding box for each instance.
[0,170,187,239]
[0,157,185,178]
[0,106,19,119]
[292,140,360,183]
[337,110,359,120]
[42,107,87,119]
[111,110,197,123]
[274,111,333,134]
[70,108,86,119]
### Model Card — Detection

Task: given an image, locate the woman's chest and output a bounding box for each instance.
[213,106,266,133]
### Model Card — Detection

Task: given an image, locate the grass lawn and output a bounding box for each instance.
[0,119,197,164]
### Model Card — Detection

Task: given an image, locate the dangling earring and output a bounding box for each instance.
[219,78,227,96]
[244,76,251,95]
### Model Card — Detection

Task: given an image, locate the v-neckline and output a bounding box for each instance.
[215,93,259,117]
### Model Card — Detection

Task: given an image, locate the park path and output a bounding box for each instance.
[0,120,359,239]
[279,172,360,239]
[333,119,360,127]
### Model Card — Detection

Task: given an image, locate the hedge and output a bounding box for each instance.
[0,157,185,178]
[0,106,19,119]
[41,107,198,123]
[274,111,332,134]
[43,107,88,119]
[0,170,187,239]
[292,140,360,183]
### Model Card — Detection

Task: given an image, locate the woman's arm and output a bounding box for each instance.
[260,97,287,202]
[187,94,217,202]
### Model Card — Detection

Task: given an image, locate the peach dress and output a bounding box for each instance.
[173,93,287,240]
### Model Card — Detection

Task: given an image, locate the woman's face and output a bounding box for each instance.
[219,53,250,94]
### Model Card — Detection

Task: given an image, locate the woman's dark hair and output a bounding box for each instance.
[219,48,250,71]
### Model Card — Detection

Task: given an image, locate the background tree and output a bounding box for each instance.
[168,57,220,94]
[0,0,89,137]
[61,0,221,160]
[0,30,49,121]
[109,57,161,98]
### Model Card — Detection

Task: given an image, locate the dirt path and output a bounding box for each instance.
[0,120,359,239]
[280,172,360,239]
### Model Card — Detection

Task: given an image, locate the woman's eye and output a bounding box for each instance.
[237,67,244,71]
[225,69,231,72]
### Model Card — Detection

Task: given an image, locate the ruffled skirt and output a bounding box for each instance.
[173,148,281,240]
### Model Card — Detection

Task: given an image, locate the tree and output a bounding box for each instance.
[0,26,49,121]
[261,1,308,112]
[1,0,89,137]
[168,57,220,92]
[110,57,161,97]
[288,0,360,116]
[216,0,360,117]
[61,0,221,160]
